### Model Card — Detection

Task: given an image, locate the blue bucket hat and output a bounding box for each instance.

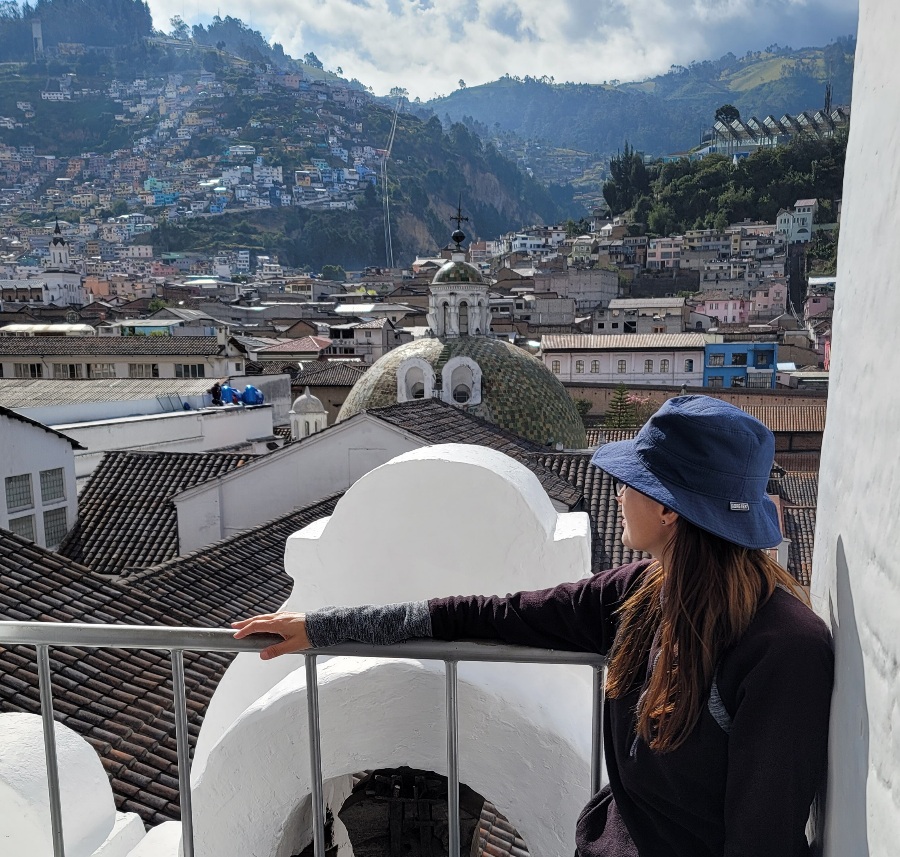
[590,395,782,549]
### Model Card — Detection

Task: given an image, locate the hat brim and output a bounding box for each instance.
[591,439,783,550]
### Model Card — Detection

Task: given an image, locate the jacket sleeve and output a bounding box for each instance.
[428,561,647,656]
[722,618,834,857]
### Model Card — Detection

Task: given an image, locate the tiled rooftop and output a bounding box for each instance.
[766,470,819,586]
[0,335,226,356]
[244,359,300,376]
[294,361,368,387]
[0,378,214,409]
[740,404,826,433]
[59,450,252,575]
[0,494,341,825]
[260,336,331,353]
[370,400,583,509]
[540,333,709,351]
[533,452,650,570]
[585,426,641,446]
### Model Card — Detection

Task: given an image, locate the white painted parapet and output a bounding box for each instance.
[0,713,145,857]
[811,4,900,856]
[191,443,594,856]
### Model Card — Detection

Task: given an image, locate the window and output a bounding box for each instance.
[597,323,605,330]
[591,360,599,374]
[129,363,159,378]
[88,363,116,378]
[5,474,33,511]
[14,363,43,378]
[617,359,627,374]
[410,382,425,399]
[707,376,724,387]
[52,363,83,379]
[575,360,584,374]
[684,359,694,373]
[551,360,560,374]
[731,376,746,387]
[660,359,669,373]
[43,507,68,548]
[652,325,665,334]
[748,374,772,388]
[175,364,206,379]
[453,385,471,403]
[708,353,725,367]
[644,359,653,373]
[755,352,771,368]
[8,514,35,542]
[234,362,244,372]
[40,468,65,503]
[611,323,619,329]
[731,352,748,366]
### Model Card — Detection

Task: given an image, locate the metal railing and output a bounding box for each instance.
[0,621,607,857]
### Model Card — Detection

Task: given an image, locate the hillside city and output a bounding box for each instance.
[0,7,851,857]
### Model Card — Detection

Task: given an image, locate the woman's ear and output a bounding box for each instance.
[660,506,680,526]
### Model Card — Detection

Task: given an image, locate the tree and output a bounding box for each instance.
[303,52,323,69]
[573,398,592,421]
[715,104,741,126]
[169,15,189,41]
[320,264,346,281]
[604,383,639,428]
[458,79,467,90]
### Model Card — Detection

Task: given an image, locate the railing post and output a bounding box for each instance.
[36,644,66,857]
[305,654,327,857]
[445,660,460,856]
[591,665,606,797]
[170,650,195,857]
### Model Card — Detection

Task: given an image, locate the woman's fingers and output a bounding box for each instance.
[231,612,310,658]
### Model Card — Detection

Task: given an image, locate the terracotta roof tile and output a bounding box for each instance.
[58,450,252,575]
[740,405,826,433]
[370,400,582,509]
[534,452,649,570]
[585,427,640,446]
[0,335,225,356]
[0,493,340,826]
[294,362,368,387]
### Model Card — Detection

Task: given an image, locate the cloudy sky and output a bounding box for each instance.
[147,0,859,99]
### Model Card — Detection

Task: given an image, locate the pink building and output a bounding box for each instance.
[805,293,834,320]
[693,292,748,325]
[749,280,788,319]
[646,237,683,269]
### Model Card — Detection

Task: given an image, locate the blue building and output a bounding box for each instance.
[703,342,776,389]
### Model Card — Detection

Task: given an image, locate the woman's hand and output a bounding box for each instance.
[231,612,311,660]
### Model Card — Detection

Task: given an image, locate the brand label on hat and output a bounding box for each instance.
[730,501,750,512]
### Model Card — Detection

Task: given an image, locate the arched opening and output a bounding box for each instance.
[459,301,469,335]
[411,382,425,399]
[453,385,471,403]
[442,302,450,333]
[294,768,529,857]
[404,366,425,401]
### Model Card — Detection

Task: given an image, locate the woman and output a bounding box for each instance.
[233,396,834,857]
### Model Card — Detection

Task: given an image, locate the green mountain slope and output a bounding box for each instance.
[428,40,856,157]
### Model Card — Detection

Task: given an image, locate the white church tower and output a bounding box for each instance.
[425,221,491,339]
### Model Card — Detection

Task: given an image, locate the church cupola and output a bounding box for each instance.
[426,212,491,338]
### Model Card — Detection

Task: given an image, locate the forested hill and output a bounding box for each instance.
[427,40,856,157]
[0,0,152,59]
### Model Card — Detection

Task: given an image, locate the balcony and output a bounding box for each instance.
[0,444,603,857]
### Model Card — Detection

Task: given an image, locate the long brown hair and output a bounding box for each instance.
[605,518,807,752]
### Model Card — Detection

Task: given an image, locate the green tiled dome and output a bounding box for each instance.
[432,259,485,284]
[337,337,587,449]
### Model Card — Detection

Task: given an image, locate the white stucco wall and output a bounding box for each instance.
[54,406,274,481]
[173,417,422,554]
[191,444,594,857]
[0,415,77,548]
[811,6,900,855]
[0,713,145,857]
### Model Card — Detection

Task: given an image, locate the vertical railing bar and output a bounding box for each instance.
[36,644,66,857]
[170,650,195,857]
[591,665,606,797]
[305,654,327,857]
[446,660,460,856]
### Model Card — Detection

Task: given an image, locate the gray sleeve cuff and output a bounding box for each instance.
[305,600,433,649]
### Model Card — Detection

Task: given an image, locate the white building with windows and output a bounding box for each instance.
[540,333,715,386]
[0,406,81,549]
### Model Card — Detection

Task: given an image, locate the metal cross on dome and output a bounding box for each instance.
[450,197,469,249]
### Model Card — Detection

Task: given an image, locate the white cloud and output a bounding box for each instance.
[146,0,858,99]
